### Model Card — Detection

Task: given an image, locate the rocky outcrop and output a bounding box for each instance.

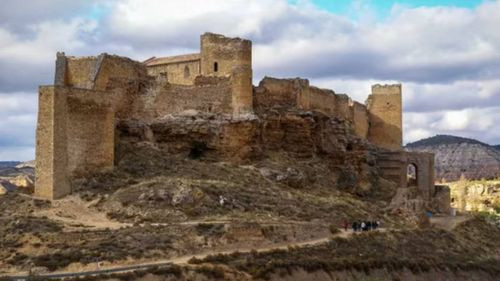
[449,179,500,213]
[406,135,500,181]
[114,109,387,199]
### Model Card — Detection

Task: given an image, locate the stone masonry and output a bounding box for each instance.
[35,32,438,203]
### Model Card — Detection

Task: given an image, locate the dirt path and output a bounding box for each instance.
[3,228,376,279]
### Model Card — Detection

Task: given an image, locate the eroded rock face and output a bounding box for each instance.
[115,110,384,197]
[449,180,500,213]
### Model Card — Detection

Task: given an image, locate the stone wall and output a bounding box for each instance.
[352,101,369,139]
[132,76,233,119]
[254,77,368,138]
[66,89,115,177]
[65,53,146,91]
[200,33,252,77]
[35,86,115,199]
[146,58,201,85]
[366,84,402,150]
[35,86,70,200]
[298,85,337,116]
[378,151,435,199]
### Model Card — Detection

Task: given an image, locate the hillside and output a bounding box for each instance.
[406,135,500,181]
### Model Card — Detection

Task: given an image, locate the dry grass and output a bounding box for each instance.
[190,217,500,279]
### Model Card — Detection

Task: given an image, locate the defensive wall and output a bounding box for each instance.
[35,32,435,202]
[253,77,399,143]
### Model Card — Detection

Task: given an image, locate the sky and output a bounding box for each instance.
[0,0,499,160]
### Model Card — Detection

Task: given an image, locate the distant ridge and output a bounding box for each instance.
[405,135,500,181]
[406,134,487,147]
[0,161,21,168]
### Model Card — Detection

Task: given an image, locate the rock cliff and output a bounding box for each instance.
[406,135,500,181]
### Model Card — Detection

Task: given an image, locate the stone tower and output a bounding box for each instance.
[366,84,402,150]
[200,33,253,115]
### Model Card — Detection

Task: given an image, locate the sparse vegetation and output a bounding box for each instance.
[189,217,500,279]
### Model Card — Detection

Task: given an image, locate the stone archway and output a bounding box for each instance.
[407,163,418,187]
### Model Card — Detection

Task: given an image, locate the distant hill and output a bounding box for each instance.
[405,135,500,181]
[0,161,21,168]
[0,160,34,178]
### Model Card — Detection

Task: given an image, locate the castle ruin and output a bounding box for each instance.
[35,33,444,208]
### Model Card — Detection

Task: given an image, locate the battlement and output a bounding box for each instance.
[371,84,402,95]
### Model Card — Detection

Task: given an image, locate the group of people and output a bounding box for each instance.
[342,220,380,232]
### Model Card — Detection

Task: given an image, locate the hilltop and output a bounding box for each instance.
[406,135,500,181]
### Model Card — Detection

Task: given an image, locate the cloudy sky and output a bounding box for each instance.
[0,0,499,160]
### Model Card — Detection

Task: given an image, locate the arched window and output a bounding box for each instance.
[214,62,218,72]
[184,65,190,78]
[407,163,418,187]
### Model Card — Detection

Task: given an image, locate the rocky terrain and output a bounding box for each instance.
[448,179,500,215]
[406,135,500,181]
[1,104,499,280]
[0,161,34,194]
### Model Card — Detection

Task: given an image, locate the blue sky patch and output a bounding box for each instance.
[297,0,484,19]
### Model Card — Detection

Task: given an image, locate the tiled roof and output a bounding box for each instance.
[144,53,201,66]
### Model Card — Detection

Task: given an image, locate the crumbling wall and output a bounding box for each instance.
[352,101,369,139]
[406,151,435,200]
[66,56,97,89]
[334,94,352,122]
[65,53,146,91]
[378,151,436,198]
[254,77,306,110]
[366,84,402,150]
[254,77,369,139]
[299,86,337,116]
[35,86,70,200]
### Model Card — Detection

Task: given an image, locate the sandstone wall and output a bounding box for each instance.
[66,56,97,89]
[406,151,435,199]
[378,151,435,199]
[254,77,369,138]
[298,86,337,116]
[200,33,252,77]
[66,89,115,177]
[65,54,146,91]
[133,76,233,119]
[230,66,253,115]
[352,101,369,139]
[35,86,70,200]
[254,77,307,109]
[366,84,402,150]
[334,94,352,122]
[146,60,201,85]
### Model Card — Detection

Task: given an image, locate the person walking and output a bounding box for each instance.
[343,220,349,231]
[361,221,366,231]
